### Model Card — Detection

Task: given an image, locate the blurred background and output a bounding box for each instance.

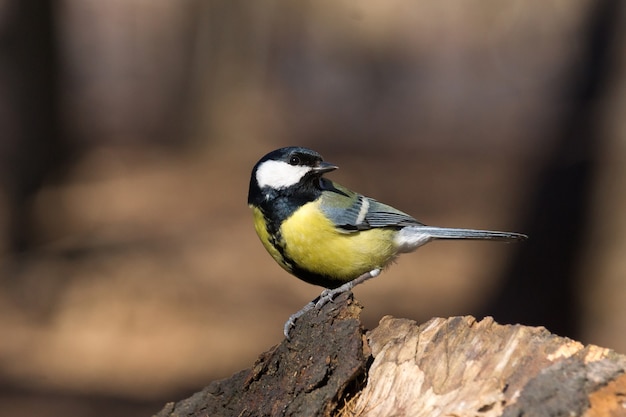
[1,0,625,415]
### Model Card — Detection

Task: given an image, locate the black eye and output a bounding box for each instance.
[289,155,301,166]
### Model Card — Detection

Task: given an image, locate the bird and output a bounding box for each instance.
[248,146,527,338]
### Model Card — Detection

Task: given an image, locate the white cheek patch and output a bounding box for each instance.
[256,160,312,189]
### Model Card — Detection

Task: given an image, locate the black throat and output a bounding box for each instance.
[255,181,322,233]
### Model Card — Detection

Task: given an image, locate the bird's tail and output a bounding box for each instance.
[394,225,527,253]
[416,226,527,242]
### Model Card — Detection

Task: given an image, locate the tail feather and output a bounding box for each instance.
[417,226,527,241]
[394,225,527,253]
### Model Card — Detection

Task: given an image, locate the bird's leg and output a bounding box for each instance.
[283,300,316,339]
[315,268,381,308]
[284,268,381,339]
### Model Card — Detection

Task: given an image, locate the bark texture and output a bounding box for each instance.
[155,293,626,417]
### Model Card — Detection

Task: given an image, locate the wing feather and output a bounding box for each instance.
[363,199,423,228]
[319,181,422,231]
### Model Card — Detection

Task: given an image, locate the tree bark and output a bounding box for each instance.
[155,292,626,417]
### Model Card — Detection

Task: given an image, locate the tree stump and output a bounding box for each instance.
[155,292,626,417]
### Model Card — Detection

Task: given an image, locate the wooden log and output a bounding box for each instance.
[346,315,626,417]
[155,292,626,417]
[155,291,369,417]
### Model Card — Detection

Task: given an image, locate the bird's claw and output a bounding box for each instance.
[283,269,382,340]
[283,300,315,339]
[314,288,336,308]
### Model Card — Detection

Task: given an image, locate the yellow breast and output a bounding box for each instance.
[279,201,398,285]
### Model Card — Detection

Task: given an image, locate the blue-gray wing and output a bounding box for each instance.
[319,180,422,232]
[364,199,423,228]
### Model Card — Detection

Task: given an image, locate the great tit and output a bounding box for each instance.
[248,146,527,337]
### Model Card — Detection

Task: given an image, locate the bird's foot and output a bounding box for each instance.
[283,299,316,339]
[283,268,381,339]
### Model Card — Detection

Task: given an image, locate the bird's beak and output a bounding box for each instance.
[313,161,338,174]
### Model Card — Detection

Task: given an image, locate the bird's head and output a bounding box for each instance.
[248,147,338,205]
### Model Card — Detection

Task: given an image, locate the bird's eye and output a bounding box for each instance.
[289,156,301,166]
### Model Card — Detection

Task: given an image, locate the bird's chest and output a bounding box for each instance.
[254,201,332,259]
[279,203,335,253]
[253,198,397,285]
[279,203,398,280]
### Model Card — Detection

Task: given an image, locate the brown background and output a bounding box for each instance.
[1,0,625,416]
